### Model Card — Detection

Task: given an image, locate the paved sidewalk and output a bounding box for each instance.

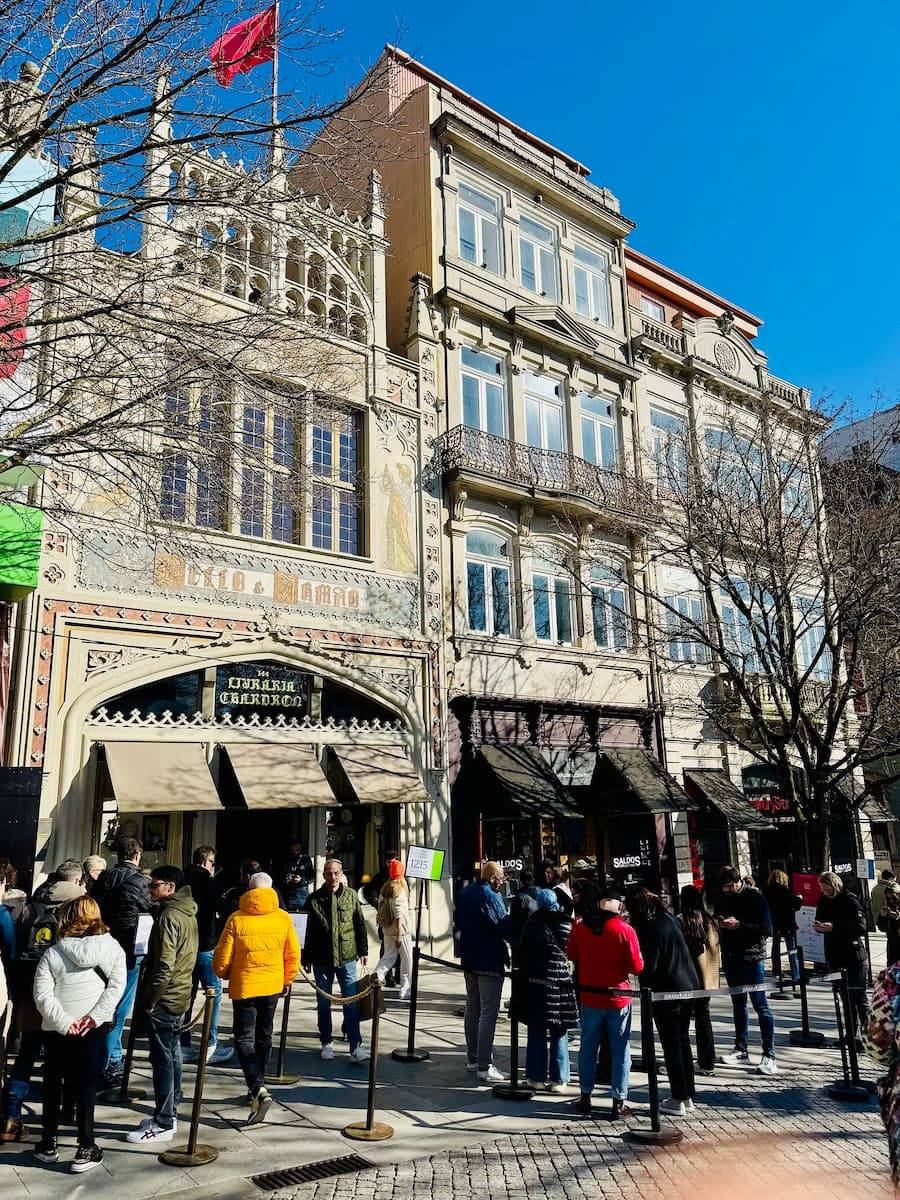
[0,941,891,1199]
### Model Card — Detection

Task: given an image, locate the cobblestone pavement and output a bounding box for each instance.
[269,1067,892,1200]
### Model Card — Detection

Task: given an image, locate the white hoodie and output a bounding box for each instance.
[33,933,126,1035]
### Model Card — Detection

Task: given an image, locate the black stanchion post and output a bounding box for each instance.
[343,978,394,1141]
[101,959,146,1101]
[625,989,683,1146]
[769,945,789,1000]
[392,878,430,1064]
[492,957,533,1102]
[827,971,869,1103]
[790,947,825,1047]
[159,987,219,1166]
[266,980,300,1086]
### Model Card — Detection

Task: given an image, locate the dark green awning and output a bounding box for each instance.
[0,502,43,601]
[591,748,696,815]
[474,744,582,820]
[684,769,771,830]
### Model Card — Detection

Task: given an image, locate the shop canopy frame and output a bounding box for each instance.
[589,748,698,816]
[467,744,582,820]
[221,742,334,809]
[104,741,223,811]
[684,768,773,831]
[329,742,429,806]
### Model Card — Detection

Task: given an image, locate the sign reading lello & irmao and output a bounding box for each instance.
[153,552,367,611]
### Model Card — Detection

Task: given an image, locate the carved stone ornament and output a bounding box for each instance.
[42,563,64,584]
[449,482,468,522]
[444,306,460,349]
[515,649,534,671]
[517,503,535,537]
[715,310,736,335]
[569,358,581,388]
[511,336,525,375]
[714,339,739,375]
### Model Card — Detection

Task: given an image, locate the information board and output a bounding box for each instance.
[290,913,308,947]
[406,845,445,881]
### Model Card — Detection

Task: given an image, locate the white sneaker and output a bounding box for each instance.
[349,1045,370,1063]
[548,1081,574,1094]
[398,986,411,1001]
[320,1043,335,1060]
[525,1078,548,1091]
[207,1043,234,1064]
[476,1065,507,1084]
[126,1119,176,1143]
[248,1086,273,1125]
[757,1055,779,1076]
[685,1098,696,1111]
[660,1097,686,1116]
[718,1049,750,1066]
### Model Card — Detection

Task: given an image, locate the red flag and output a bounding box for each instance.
[210,6,277,87]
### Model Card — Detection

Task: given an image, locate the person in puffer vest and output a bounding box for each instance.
[213,873,300,1126]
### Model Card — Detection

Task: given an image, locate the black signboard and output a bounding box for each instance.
[215,663,310,721]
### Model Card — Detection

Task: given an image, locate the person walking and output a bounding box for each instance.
[126,866,197,1145]
[181,846,232,1064]
[454,861,512,1084]
[878,887,900,967]
[814,871,869,1037]
[32,896,126,1173]
[567,887,643,1119]
[678,884,720,1076]
[626,886,700,1117]
[304,859,369,1063]
[374,859,412,1000]
[715,864,777,1074]
[213,871,300,1124]
[871,869,899,925]
[516,888,576,1093]
[764,869,801,991]
[92,836,152,1088]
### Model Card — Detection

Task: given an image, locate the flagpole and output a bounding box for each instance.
[269,0,279,173]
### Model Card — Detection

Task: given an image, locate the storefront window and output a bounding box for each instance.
[102,670,203,719]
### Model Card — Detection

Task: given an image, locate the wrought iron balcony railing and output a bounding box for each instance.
[438,424,655,521]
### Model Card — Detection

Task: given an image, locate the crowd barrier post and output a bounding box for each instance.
[827,971,869,1103]
[159,987,219,1166]
[266,980,301,1087]
[101,959,147,1102]
[625,988,683,1147]
[789,947,825,1048]
[493,958,533,1102]
[343,978,394,1142]
[769,949,790,1001]
[392,878,430,1064]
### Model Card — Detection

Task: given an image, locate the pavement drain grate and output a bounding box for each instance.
[250,1154,375,1191]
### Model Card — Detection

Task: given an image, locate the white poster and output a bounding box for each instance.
[290,912,308,947]
[796,905,825,965]
[134,913,154,957]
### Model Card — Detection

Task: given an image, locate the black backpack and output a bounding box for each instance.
[24,900,61,958]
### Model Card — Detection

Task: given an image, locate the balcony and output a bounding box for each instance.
[438,424,655,526]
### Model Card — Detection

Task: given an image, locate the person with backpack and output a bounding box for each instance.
[91,835,152,1088]
[32,896,125,1172]
[0,876,84,1142]
[374,860,412,999]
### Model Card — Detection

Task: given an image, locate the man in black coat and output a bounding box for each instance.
[180,846,233,1065]
[814,871,869,1035]
[92,835,152,1086]
[715,865,776,1075]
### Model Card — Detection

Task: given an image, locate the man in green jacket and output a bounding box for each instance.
[127,865,198,1145]
[304,859,369,1063]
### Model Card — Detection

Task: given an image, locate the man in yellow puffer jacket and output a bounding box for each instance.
[213,872,300,1125]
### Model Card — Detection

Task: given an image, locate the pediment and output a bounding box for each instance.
[507,303,600,351]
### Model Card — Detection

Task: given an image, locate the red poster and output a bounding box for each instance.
[793,872,821,906]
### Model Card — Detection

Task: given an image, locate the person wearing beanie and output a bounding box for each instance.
[214,873,300,1124]
[375,860,412,1000]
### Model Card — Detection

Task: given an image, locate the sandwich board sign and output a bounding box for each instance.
[406,845,445,881]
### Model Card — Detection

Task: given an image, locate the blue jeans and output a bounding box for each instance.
[724,958,775,1057]
[314,961,361,1052]
[105,957,142,1067]
[180,950,223,1049]
[578,1005,632,1100]
[772,931,800,984]
[147,1006,182,1130]
[525,1025,570,1084]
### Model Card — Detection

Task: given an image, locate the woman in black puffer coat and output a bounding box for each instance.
[515,889,578,1092]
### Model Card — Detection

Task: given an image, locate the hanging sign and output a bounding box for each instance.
[405,845,445,881]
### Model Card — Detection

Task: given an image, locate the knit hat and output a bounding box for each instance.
[536,888,559,911]
[388,859,405,881]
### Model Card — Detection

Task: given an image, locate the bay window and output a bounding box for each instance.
[466,529,512,636]
[519,215,558,300]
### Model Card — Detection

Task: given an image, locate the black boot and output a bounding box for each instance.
[573,1093,592,1116]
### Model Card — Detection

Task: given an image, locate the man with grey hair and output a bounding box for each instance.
[454,861,512,1084]
[82,855,107,888]
[303,859,369,1062]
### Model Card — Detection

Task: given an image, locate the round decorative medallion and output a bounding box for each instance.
[714,339,739,374]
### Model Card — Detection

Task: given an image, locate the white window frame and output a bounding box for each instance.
[640,295,665,322]
[590,561,629,651]
[795,596,831,682]
[457,180,502,273]
[532,546,574,644]
[650,407,688,491]
[465,530,514,637]
[518,214,558,300]
[460,346,507,436]
[580,393,618,470]
[664,584,708,664]
[573,243,612,325]
[524,372,566,452]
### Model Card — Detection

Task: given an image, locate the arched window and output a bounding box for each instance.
[224,266,244,298]
[307,296,326,327]
[466,529,512,635]
[532,544,573,644]
[200,224,219,252]
[329,274,346,301]
[225,224,245,261]
[345,239,359,274]
[249,225,269,270]
[285,289,303,315]
[328,305,347,336]
[173,248,195,277]
[285,238,304,285]
[330,231,343,256]
[248,275,268,304]
[168,163,181,194]
[590,559,629,651]
[199,256,221,290]
[349,313,367,344]
[307,254,325,294]
[187,169,203,198]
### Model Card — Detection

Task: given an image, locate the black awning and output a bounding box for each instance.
[542,748,597,788]
[684,769,772,830]
[591,748,697,816]
[835,782,897,823]
[474,744,582,820]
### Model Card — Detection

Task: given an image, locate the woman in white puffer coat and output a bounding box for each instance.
[32,896,125,1173]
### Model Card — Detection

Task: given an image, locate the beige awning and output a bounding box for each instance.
[224,743,334,809]
[331,743,428,805]
[105,741,222,812]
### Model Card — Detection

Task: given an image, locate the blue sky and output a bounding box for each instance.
[298,0,900,416]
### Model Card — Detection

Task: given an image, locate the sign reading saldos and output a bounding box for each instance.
[215,663,309,719]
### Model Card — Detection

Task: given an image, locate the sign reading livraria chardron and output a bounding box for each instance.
[73,530,420,631]
[215,662,309,719]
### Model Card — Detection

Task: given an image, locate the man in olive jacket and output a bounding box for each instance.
[303,859,369,1062]
[127,865,198,1144]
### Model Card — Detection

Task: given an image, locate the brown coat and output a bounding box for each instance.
[376,879,410,939]
[694,920,721,990]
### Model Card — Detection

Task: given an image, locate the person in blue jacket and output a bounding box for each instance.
[0,863,17,974]
[453,861,512,1084]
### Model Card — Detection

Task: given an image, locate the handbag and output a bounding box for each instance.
[354,972,386,1022]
